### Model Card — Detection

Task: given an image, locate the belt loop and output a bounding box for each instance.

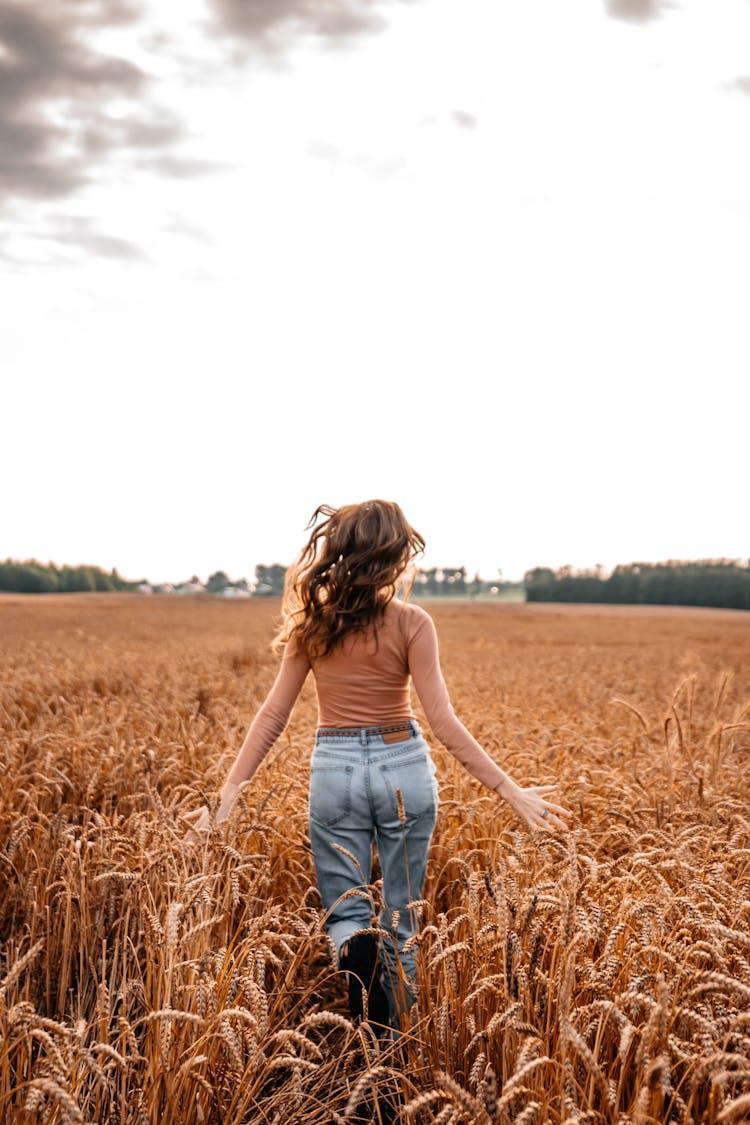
[360,729,367,747]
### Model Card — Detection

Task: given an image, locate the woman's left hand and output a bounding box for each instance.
[182,805,211,841]
[182,780,242,842]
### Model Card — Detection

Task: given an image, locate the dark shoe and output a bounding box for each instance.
[339,933,390,1027]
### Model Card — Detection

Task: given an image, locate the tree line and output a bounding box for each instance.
[0,560,139,594]
[253,565,516,597]
[524,560,750,610]
[6,557,748,610]
[0,559,515,598]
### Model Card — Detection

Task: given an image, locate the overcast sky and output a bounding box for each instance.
[2,0,748,583]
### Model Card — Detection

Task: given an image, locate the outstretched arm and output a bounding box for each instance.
[184,643,310,835]
[407,607,570,833]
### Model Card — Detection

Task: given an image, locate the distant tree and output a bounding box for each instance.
[414,566,511,598]
[607,564,639,604]
[206,570,231,594]
[56,565,96,592]
[254,564,287,595]
[523,567,557,602]
[109,567,134,591]
[422,567,439,596]
[91,566,113,591]
[440,567,467,595]
[0,561,56,592]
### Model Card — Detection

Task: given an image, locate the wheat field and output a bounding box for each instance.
[1,594,749,1124]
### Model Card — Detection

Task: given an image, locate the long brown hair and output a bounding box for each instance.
[275,500,425,659]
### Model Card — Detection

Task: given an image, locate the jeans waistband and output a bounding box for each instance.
[315,720,420,745]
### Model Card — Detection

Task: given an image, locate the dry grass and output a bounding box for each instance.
[1,594,749,1123]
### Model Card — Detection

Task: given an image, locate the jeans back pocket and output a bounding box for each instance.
[309,763,354,827]
[379,752,438,821]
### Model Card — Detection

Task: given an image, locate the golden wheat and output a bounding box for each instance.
[1,594,749,1122]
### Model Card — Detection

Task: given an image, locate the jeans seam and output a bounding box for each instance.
[364,756,375,817]
[379,753,428,770]
[315,745,429,765]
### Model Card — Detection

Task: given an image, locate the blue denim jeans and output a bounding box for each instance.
[308,721,438,1027]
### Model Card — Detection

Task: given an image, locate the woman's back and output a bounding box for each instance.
[312,599,415,727]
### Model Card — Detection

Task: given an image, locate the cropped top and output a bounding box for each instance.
[227,599,505,791]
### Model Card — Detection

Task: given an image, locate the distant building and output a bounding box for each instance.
[253,582,275,596]
[174,579,205,596]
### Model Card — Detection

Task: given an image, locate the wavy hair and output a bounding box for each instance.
[275,500,425,659]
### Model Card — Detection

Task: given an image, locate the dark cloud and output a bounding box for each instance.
[57,0,143,27]
[0,1,145,198]
[0,115,87,198]
[80,112,185,157]
[1,0,414,219]
[207,0,400,51]
[603,0,675,23]
[0,1,212,214]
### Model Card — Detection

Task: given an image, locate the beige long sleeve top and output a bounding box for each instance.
[227,599,505,791]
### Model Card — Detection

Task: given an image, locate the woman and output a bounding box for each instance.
[184,500,569,1030]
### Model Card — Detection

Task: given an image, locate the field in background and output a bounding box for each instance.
[414,588,525,604]
[1,595,749,1124]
